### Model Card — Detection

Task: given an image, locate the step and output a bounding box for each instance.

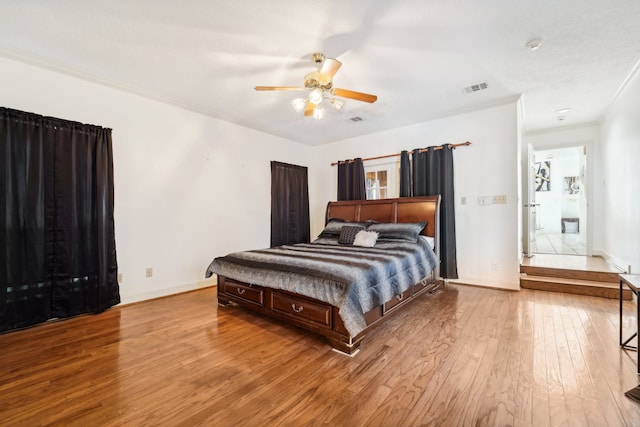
[520,264,621,283]
[520,274,632,300]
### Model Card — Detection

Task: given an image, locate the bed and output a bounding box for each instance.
[205,196,442,355]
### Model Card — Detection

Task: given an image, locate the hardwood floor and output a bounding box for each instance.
[521,254,629,300]
[1,285,639,426]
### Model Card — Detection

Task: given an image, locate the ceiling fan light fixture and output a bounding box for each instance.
[255,52,377,120]
[312,106,325,120]
[330,98,345,110]
[309,88,324,105]
[291,97,307,113]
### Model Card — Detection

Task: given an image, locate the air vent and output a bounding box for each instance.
[464,82,488,94]
[349,116,363,122]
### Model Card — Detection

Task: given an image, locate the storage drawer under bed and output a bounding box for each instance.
[383,288,412,313]
[221,279,264,306]
[271,291,332,329]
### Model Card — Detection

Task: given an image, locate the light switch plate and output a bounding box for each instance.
[477,196,492,205]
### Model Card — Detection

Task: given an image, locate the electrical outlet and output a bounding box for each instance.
[461,196,467,205]
[146,268,153,278]
[492,195,507,204]
[118,273,123,283]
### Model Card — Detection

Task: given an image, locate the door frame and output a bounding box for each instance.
[523,143,536,257]
[526,143,591,256]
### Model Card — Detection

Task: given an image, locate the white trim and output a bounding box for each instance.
[594,249,631,274]
[448,276,520,291]
[599,57,640,123]
[119,278,217,305]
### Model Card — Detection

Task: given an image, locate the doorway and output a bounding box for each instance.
[531,146,587,256]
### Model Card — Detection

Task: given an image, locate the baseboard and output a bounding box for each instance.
[596,250,631,274]
[447,275,520,291]
[449,281,520,292]
[119,277,218,306]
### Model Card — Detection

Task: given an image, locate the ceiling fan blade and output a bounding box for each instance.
[255,86,305,91]
[318,58,342,85]
[304,102,315,116]
[332,88,378,103]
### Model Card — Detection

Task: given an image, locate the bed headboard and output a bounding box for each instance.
[325,196,441,249]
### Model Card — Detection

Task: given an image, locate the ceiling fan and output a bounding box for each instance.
[255,52,377,119]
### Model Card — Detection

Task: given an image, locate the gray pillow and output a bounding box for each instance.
[366,222,427,243]
[318,218,369,238]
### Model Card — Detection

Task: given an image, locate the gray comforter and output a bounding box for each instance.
[205,237,438,336]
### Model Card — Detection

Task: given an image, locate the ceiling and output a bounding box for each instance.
[1,0,639,146]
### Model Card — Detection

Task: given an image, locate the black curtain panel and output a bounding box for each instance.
[0,108,120,333]
[337,157,366,201]
[411,145,458,279]
[270,161,310,247]
[399,150,412,197]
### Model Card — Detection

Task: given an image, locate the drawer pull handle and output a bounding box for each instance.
[291,304,304,313]
[395,294,404,301]
[236,288,245,295]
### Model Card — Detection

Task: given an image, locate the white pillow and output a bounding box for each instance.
[353,230,379,247]
[419,235,435,249]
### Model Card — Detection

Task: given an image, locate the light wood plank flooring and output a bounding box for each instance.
[1,285,639,426]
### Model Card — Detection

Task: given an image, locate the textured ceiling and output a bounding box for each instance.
[1,0,639,145]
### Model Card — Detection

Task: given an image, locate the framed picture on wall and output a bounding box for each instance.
[535,161,551,191]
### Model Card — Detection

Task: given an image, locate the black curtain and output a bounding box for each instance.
[271,161,310,247]
[337,158,366,201]
[411,145,458,279]
[399,150,412,197]
[1,108,120,333]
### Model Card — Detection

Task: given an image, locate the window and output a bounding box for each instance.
[365,158,400,200]
[366,170,387,199]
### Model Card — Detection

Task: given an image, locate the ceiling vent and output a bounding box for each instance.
[463,82,488,94]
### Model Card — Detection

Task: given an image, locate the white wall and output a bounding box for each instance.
[598,64,640,273]
[310,101,522,290]
[0,56,313,303]
[2,54,524,300]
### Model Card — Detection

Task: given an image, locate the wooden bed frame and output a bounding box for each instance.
[216,196,442,355]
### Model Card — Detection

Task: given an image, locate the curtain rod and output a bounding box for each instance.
[330,141,471,166]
